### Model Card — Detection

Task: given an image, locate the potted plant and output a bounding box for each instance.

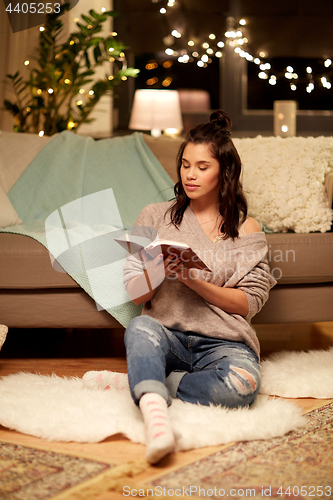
[3,3,139,135]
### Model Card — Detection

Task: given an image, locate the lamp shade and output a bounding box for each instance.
[129,89,183,136]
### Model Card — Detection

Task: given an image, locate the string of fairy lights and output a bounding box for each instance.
[152,0,332,94]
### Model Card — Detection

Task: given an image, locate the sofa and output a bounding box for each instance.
[0,130,333,330]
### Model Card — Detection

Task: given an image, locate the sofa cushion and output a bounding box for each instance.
[233,136,333,234]
[0,130,53,193]
[0,233,78,289]
[1,232,332,290]
[0,184,22,228]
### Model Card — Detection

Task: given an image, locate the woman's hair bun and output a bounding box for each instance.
[210,109,232,133]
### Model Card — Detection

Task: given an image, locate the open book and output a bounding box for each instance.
[115,234,211,272]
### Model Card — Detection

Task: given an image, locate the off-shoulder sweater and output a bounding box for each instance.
[123,201,276,357]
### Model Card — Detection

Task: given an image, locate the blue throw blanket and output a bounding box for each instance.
[1,131,175,327]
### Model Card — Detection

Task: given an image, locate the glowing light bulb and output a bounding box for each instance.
[324,59,332,67]
[47,88,54,94]
[254,58,260,65]
[202,42,209,49]
[165,48,174,56]
[201,54,209,62]
[160,7,166,13]
[217,41,224,48]
[39,26,45,31]
[197,60,204,67]
[286,66,294,73]
[258,72,268,79]
[259,51,266,58]
[209,34,216,40]
[39,131,44,137]
[281,125,288,133]
[239,19,246,25]
[215,51,223,58]
[24,60,30,65]
[290,84,297,91]
[188,40,194,46]
[306,66,312,74]
[101,7,106,12]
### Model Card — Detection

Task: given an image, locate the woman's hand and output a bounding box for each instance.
[127,252,183,305]
[175,267,198,289]
[176,267,249,316]
[139,250,183,289]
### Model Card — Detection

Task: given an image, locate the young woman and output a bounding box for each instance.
[84,110,276,464]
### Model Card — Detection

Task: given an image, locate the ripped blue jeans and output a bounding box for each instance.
[124,315,260,408]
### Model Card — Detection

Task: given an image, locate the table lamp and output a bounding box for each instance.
[129,89,183,137]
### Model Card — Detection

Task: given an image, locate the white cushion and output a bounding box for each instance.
[0,130,53,193]
[0,183,22,227]
[234,136,333,233]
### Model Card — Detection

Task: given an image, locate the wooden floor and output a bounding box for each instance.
[0,322,333,499]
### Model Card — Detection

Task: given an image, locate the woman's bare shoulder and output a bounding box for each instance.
[242,217,262,235]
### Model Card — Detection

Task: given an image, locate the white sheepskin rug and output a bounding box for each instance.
[0,348,332,450]
[260,347,333,398]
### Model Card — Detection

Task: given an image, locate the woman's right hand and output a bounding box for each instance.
[140,250,183,288]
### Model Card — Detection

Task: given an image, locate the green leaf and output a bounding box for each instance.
[89,9,101,20]
[93,45,102,63]
[87,37,103,47]
[85,52,91,69]
[119,68,140,78]
[3,100,20,115]
[81,14,94,24]
[103,10,119,17]
[77,23,89,36]
[78,69,95,78]
[76,79,94,86]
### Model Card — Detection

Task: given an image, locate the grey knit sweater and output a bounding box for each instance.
[123,201,276,357]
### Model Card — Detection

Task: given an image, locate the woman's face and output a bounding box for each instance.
[180,142,221,204]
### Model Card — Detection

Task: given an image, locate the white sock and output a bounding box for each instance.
[82,371,129,391]
[139,392,175,464]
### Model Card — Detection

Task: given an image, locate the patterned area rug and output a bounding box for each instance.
[0,403,332,500]
[0,442,111,500]
[149,402,333,499]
